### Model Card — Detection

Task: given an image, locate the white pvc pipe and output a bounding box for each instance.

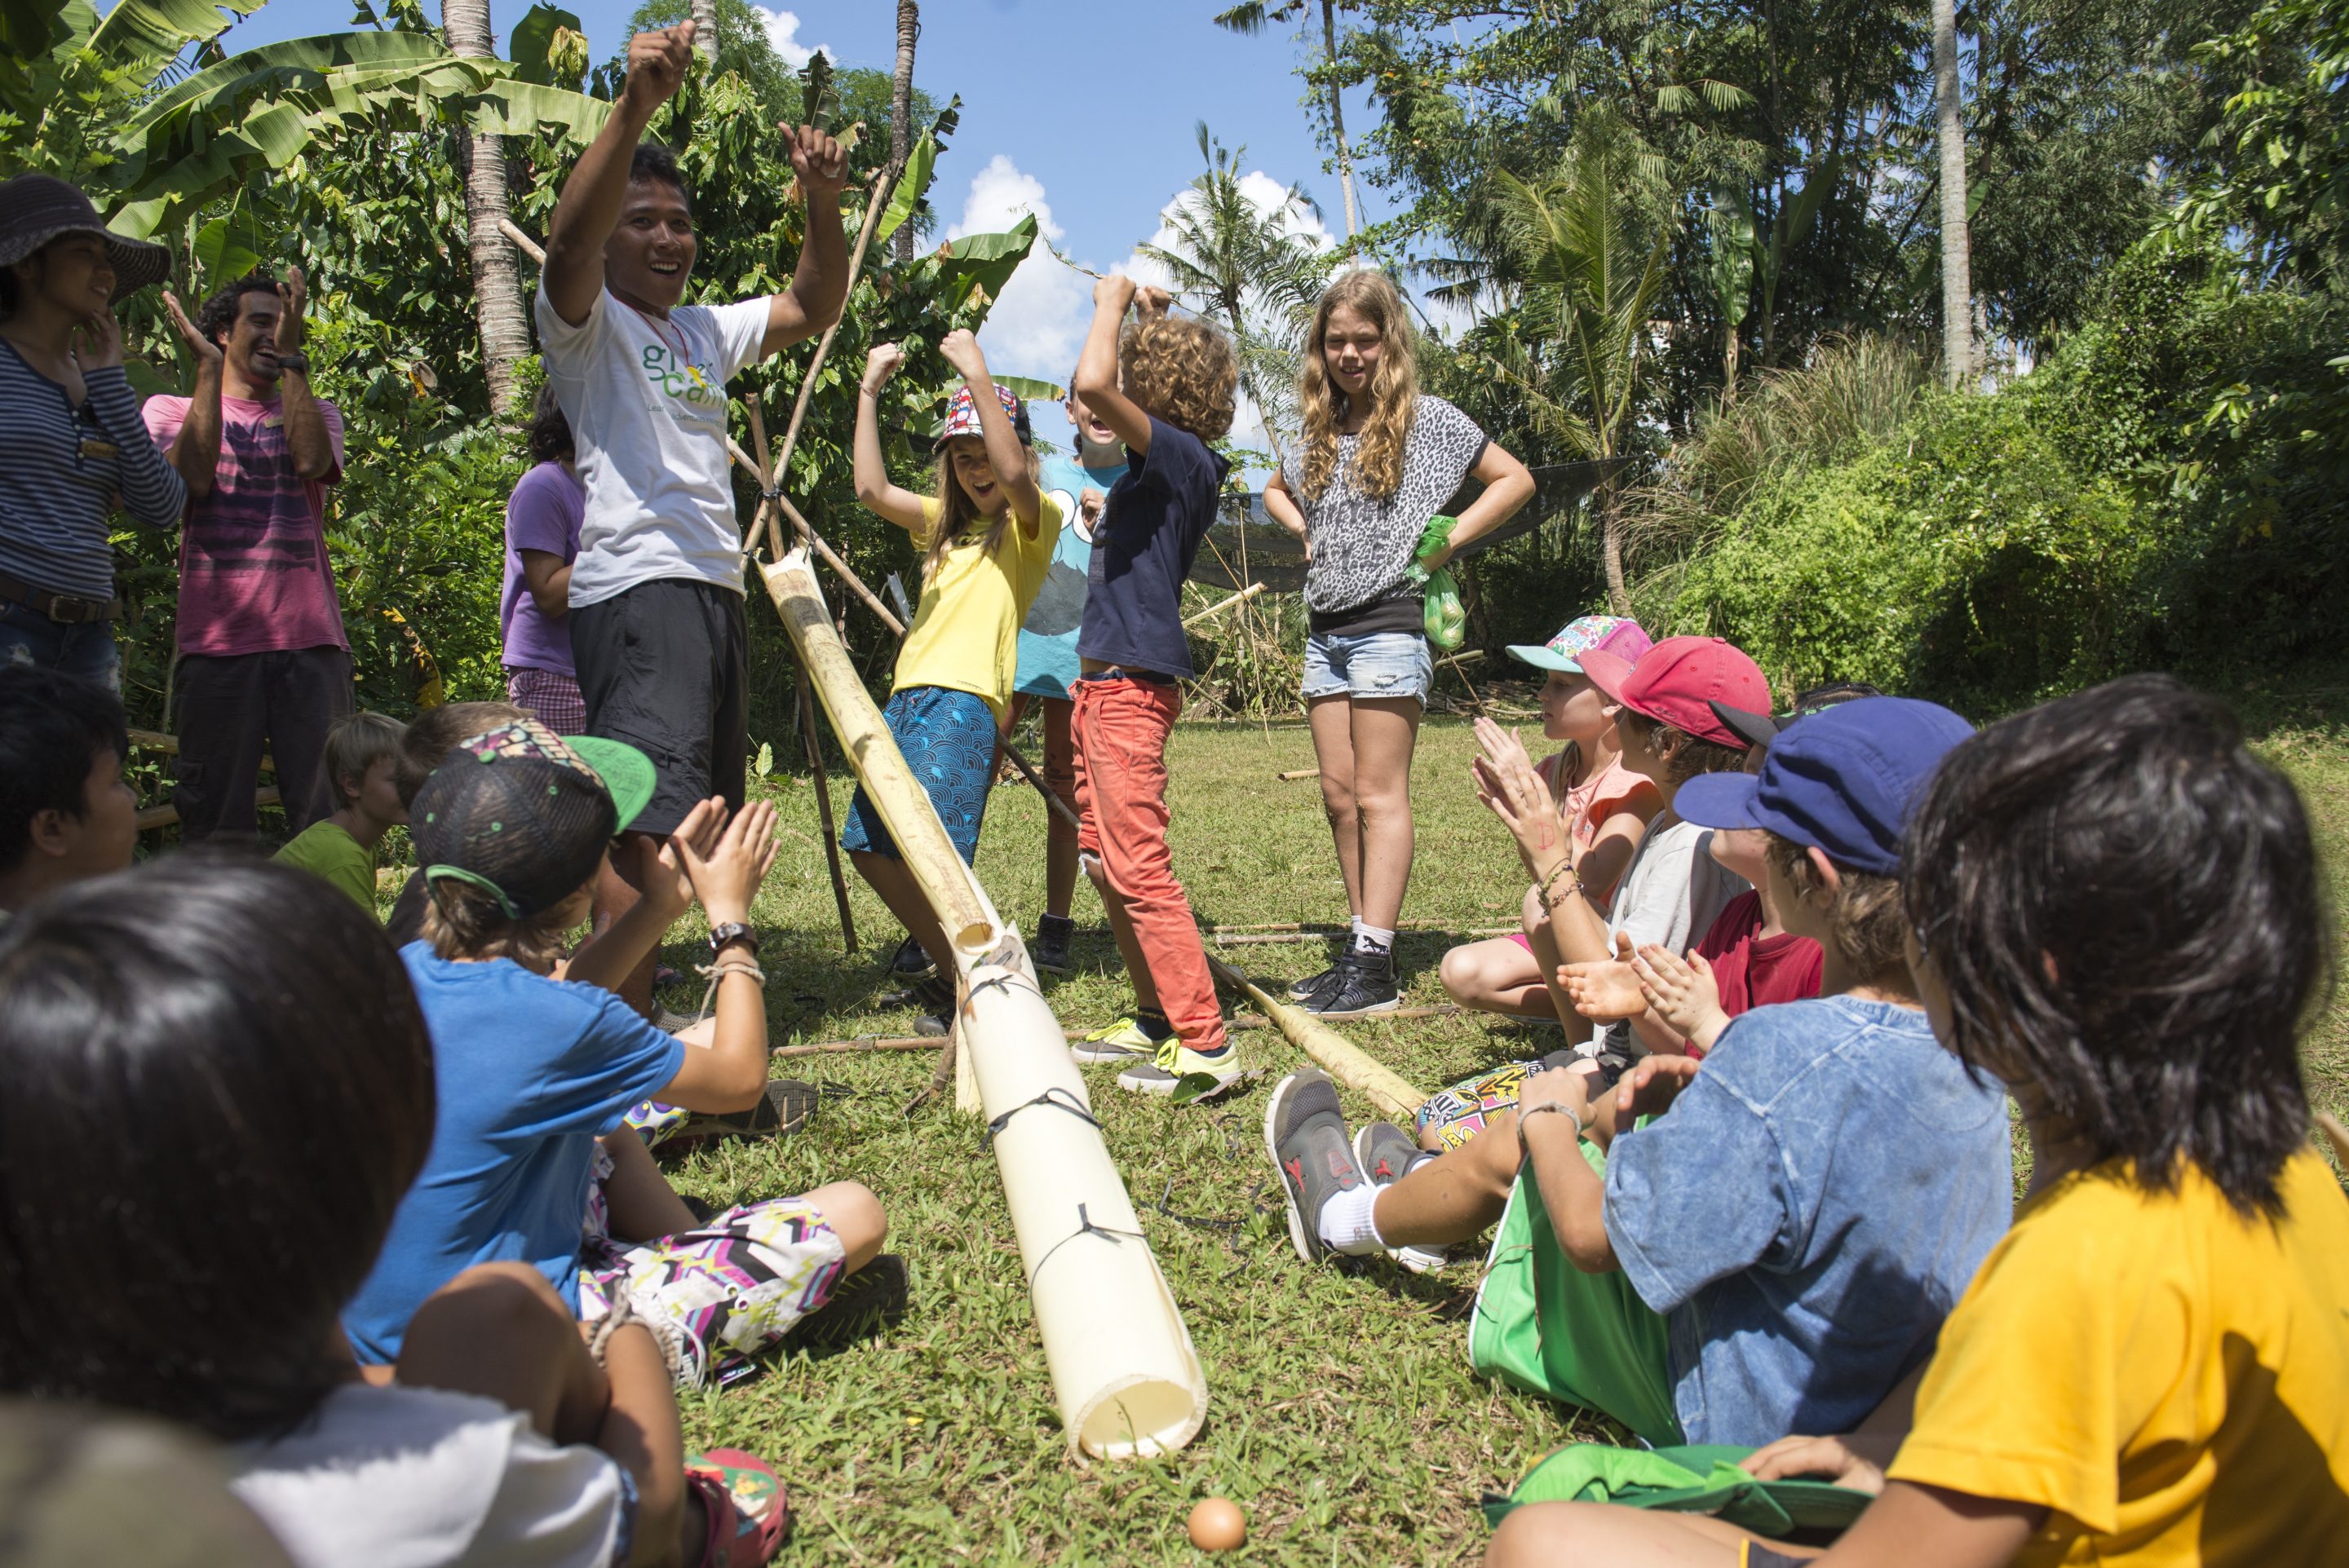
[759,550,1209,1459]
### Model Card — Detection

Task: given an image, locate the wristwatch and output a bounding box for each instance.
[273,351,309,374]
[707,922,760,956]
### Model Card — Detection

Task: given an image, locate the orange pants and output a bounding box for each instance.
[1070,674,1225,1052]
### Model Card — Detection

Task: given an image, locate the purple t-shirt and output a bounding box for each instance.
[500,462,585,676]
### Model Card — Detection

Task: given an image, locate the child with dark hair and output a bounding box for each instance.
[273,709,406,915]
[0,856,793,1566]
[502,386,589,733]
[343,718,887,1394]
[1268,698,2009,1453]
[1485,673,2349,1568]
[1064,275,1247,1093]
[845,329,1062,1028]
[0,664,135,915]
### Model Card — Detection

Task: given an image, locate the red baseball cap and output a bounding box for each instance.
[1579,636,1772,749]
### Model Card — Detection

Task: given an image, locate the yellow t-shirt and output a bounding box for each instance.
[891,492,1064,721]
[1887,1149,2349,1566]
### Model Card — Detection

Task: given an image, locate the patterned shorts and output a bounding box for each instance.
[1414,1059,1545,1151]
[578,1146,847,1389]
[838,684,996,864]
[507,665,587,735]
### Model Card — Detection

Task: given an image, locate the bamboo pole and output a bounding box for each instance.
[723,434,904,629]
[1181,581,1265,627]
[762,550,993,952]
[1204,952,1427,1122]
[1210,927,1514,947]
[795,665,858,953]
[772,1036,944,1058]
[1276,768,1320,781]
[498,217,543,264]
[771,167,899,484]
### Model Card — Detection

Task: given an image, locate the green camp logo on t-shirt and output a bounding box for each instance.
[639,343,723,409]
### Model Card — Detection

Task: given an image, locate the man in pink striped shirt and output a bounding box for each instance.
[146,267,350,841]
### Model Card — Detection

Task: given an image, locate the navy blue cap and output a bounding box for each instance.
[1675,696,1974,876]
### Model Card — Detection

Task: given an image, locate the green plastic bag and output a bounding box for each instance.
[1482,1441,1876,1536]
[1404,514,1467,651]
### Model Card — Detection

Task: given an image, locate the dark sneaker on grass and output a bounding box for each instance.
[1353,1119,1447,1274]
[677,1079,818,1142]
[1117,1037,1245,1096]
[1285,944,1348,1003]
[1263,1067,1365,1262]
[1303,947,1400,1019]
[1071,1011,1169,1063]
[1033,912,1076,975]
[786,1253,910,1353]
[888,934,936,981]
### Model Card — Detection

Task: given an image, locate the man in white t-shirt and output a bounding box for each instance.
[536,21,848,1011]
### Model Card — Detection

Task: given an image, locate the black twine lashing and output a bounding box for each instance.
[981,1085,1103,1151]
[1029,1202,1148,1279]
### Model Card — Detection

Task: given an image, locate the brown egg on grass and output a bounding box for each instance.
[1187,1497,1246,1552]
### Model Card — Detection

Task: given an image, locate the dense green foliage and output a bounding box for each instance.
[1647,234,2349,711]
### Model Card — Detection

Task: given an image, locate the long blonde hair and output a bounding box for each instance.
[922,438,1042,585]
[1296,269,1418,501]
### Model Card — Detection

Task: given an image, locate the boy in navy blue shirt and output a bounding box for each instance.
[1064,276,1245,1093]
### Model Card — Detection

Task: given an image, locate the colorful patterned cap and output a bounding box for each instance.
[1506,615,1653,674]
[409,718,654,920]
[932,382,1033,451]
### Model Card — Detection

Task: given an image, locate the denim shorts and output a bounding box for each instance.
[1301,629,1433,704]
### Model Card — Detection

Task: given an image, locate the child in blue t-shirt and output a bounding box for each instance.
[1002,374,1129,975]
[342,718,889,1392]
[1064,276,1245,1094]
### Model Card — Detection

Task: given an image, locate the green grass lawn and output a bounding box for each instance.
[604,676,2349,1565]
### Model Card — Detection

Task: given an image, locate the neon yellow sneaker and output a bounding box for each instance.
[1117,1036,1244,1096]
[1071,1012,1168,1063]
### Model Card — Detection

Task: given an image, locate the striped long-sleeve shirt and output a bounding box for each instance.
[0,337,187,601]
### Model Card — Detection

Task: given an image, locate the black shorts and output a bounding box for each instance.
[570,577,749,837]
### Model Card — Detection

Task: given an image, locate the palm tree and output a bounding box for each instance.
[1489,124,1671,615]
[441,0,530,415]
[1136,123,1334,463]
[891,1,919,263]
[690,0,718,64]
[1933,0,1974,389]
[1213,1,1360,247]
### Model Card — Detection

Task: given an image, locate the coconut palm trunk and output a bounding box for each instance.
[1933,0,1975,389]
[442,0,529,416]
[690,0,717,64]
[1320,1,1360,247]
[891,1,919,263]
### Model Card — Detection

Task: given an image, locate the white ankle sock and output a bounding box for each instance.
[1316,1183,1387,1255]
[1356,922,1396,957]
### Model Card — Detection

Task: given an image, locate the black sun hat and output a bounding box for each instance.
[0,174,171,303]
[410,718,656,921]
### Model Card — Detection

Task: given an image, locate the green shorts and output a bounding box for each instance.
[1465,1141,1683,1446]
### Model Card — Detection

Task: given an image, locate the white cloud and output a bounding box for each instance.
[747,7,829,67]
[947,155,1065,245]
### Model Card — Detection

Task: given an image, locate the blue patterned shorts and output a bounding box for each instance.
[838,684,996,863]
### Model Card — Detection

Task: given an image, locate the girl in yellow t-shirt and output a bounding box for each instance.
[845,332,1062,1026]
[1483,673,2349,1568]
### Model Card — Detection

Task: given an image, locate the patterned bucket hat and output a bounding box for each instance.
[1506,615,1653,674]
[0,174,170,303]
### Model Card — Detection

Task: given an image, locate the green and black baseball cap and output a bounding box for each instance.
[409,718,655,919]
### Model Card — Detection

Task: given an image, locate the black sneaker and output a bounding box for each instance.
[1303,947,1400,1019]
[1263,1067,1365,1263]
[888,934,936,981]
[1285,939,1348,1002]
[894,973,954,1038]
[785,1253,910,1352]
[675,1079,818,1142]
[1033,912,1076,975]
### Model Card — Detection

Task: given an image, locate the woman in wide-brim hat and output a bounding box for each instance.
[0,173,188,690]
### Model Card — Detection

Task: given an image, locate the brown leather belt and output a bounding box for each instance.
[0,570,121,625]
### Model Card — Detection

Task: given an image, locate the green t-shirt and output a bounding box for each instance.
[273,819,378,918]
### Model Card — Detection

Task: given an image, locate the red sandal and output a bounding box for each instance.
[683,1448,791,1566]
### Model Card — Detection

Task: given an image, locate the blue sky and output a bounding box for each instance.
[221,1,1403,455]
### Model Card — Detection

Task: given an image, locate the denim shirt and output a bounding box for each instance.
[1604,996,2014,1446]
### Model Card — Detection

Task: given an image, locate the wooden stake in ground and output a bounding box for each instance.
[1204,952,1427,1121]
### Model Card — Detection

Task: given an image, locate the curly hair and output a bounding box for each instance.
[1121,313,1236,444]
[1295,269,1418,501]
[923,439,1042,586]
[195,272,282,351]
[1616,709,1748,786]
